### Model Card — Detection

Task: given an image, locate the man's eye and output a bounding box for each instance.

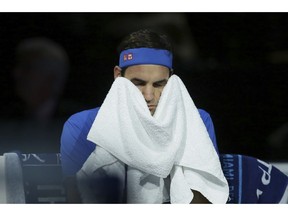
[132,82,145,86]
[154,82,167,88]
[153,84,162,88]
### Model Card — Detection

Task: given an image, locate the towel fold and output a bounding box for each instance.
[83,75,229,203]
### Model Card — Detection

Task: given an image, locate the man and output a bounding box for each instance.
[0,37,70,154]
[60,29,228,203]
[12,37,69,123]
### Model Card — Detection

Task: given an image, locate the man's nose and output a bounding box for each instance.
[142,85,154,102]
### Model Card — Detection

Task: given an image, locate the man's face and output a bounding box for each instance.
[123,64,170,115]
[13,58,54,107]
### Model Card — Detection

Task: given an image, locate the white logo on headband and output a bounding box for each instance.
[124,53,133,61]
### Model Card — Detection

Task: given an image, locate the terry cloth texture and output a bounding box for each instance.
[79,75,229,203]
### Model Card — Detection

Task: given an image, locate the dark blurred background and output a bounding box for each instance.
[0,13,287,162]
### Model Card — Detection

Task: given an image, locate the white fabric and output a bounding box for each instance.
[0,153,26,203]
[84,75,229,203]
[77,147,126,203]
[0,156,7,203]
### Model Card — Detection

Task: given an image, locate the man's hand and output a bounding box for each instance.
[190,190,211,204]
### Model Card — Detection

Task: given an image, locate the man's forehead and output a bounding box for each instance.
[125,65,169,78]
[125,64,170,72]
[125,70,169,83]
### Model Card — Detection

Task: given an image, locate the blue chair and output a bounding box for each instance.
[219,154,288,203]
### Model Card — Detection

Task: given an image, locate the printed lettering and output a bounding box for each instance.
[223,168,234,180]
[256,189,263,198]
[257,159,272,185]
[223,162,234,168]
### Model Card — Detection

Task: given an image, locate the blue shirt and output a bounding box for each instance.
[60,107,219,177]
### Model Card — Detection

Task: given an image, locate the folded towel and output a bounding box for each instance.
[84,75,229,203]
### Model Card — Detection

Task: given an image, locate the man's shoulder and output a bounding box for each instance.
[61,107,100,147]
[198,109,211,120]
[64,107,99,130]
[65,107,100,126]
[197,108,214,127]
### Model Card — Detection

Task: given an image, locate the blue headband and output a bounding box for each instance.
[119,48,173,69]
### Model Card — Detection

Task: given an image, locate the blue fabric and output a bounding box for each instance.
[220,154,288,203]
[60,107,218,177]
[119,48,173,69]
[60,108,99,177]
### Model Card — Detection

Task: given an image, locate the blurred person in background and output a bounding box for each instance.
[0,38,71,154]
[12,37,70,123]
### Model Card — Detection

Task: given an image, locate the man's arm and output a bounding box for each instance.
[60,111,97,203]
[193,109,218,203]
[198,109,219,154]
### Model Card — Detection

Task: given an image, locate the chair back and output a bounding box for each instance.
[220,154,288,203]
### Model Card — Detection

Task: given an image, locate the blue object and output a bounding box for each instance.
[119,48,173,69]
[219,154,288,204]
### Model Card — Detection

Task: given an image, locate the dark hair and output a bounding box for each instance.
[117,29,172,53]
[117,29,173,76]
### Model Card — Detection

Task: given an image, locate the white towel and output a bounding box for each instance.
[83,74,229,203]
